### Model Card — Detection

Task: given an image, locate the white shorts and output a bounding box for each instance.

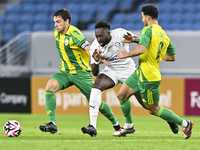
[99,64,136,86]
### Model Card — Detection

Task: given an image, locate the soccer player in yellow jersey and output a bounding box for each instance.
[39,9,122,135]
[114,4,194,139]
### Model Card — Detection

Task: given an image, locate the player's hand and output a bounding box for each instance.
[117,48,127,59]
[92,49,101,62]
[100,59,110,67]
[122,32,134,43]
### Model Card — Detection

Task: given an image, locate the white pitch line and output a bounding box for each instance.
[0,139,200,142]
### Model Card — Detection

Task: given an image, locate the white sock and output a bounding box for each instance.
[124,123,133,129]
[89,88,102,129]
[50,121,56,126]
[181,119,188,128]
[113,121,119,126]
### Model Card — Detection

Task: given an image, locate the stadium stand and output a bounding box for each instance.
[0,0,200,45]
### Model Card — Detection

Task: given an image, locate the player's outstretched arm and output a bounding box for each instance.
[91,49,101,76]
[122,32,140,43]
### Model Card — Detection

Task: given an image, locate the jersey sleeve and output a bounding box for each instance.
[138,26,152,47]
[166,40,177,55]
[71,30,90,50]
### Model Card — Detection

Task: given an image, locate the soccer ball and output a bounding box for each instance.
[3,120,22,137]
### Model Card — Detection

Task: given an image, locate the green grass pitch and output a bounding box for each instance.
[0,113,199,150]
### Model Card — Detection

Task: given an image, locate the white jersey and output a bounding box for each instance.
[90,28,136,71]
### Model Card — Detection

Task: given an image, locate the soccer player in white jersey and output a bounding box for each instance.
[81,21,147,137]
[81,21,180,137]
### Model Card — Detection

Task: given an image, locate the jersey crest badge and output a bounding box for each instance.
[65,39,69,46]
[115,42,120,47]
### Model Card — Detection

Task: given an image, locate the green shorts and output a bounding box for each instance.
[125,71,161,105]
[50,70,94,100]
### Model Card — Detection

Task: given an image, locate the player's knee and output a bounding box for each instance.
[45,82,58,92]
[117,92,126,100]
[148,110,156,115]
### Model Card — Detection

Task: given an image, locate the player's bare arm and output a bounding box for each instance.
[122,32,140,43]
[84,45,90,53]
[117,45,146,59]
[163,53,176,61]
[91,49,101,76]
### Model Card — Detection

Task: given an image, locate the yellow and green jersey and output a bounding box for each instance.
[54,25,91,74]
[138,24,176,82]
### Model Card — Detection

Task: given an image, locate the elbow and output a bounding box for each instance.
[171,55,176,61]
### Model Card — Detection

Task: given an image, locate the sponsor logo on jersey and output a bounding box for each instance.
[65,39,69,46]
[115,42,120,47]
[106,55,118,61]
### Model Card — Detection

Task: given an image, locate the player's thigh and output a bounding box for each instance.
[140,81,161,105]
[117,71,140,100]
[99,68,119,86]
[124,71,140,94]
[72,71,94,101]
[117,82,135,100]
[117,65,136,83]
[50,70,73,90]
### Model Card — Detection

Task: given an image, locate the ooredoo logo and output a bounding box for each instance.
[185,79,200,116]
[190,91,200,108]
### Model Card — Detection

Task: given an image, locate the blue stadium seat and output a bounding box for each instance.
[118,0,134,11]
[79,11,94,22]
[170,3,184,14]
[170,13,183,24]
[1,23,15,42]
[70,13,79,26]
[111,13,126,24]
[80,3,96,13]
[65,3,80,14]
[0,15,4,34]
[111,22,123,30]
[158,13,171,24]
[33,13,49,23]
[4,13,19,24]
[21,3,35,14]
[156,4,171,14]
[123,23,134,30]
[179,22,192,30]
[50,3,65,14]
[95,11,110,21]
[124,13,141,24]
[20,13,33,24]
[87,23,96,30]
[132,22,143,30]
[16,23,32,35]
[182,3,196,14]
[94,5,112,21]
[193,23,200,30]
[0,14,4,23]
[35,3,50,14]
[167,22,180,30]
[32,23,48,31]
[79,3,96,22]
[5,4,20,14]
[47,21,55,31]
[2,33,14,43]
[182,13,195,24]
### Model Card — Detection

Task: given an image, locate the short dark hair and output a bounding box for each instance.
[142,4,159,19]
[53,9,71,23]
[95,21,111,30]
